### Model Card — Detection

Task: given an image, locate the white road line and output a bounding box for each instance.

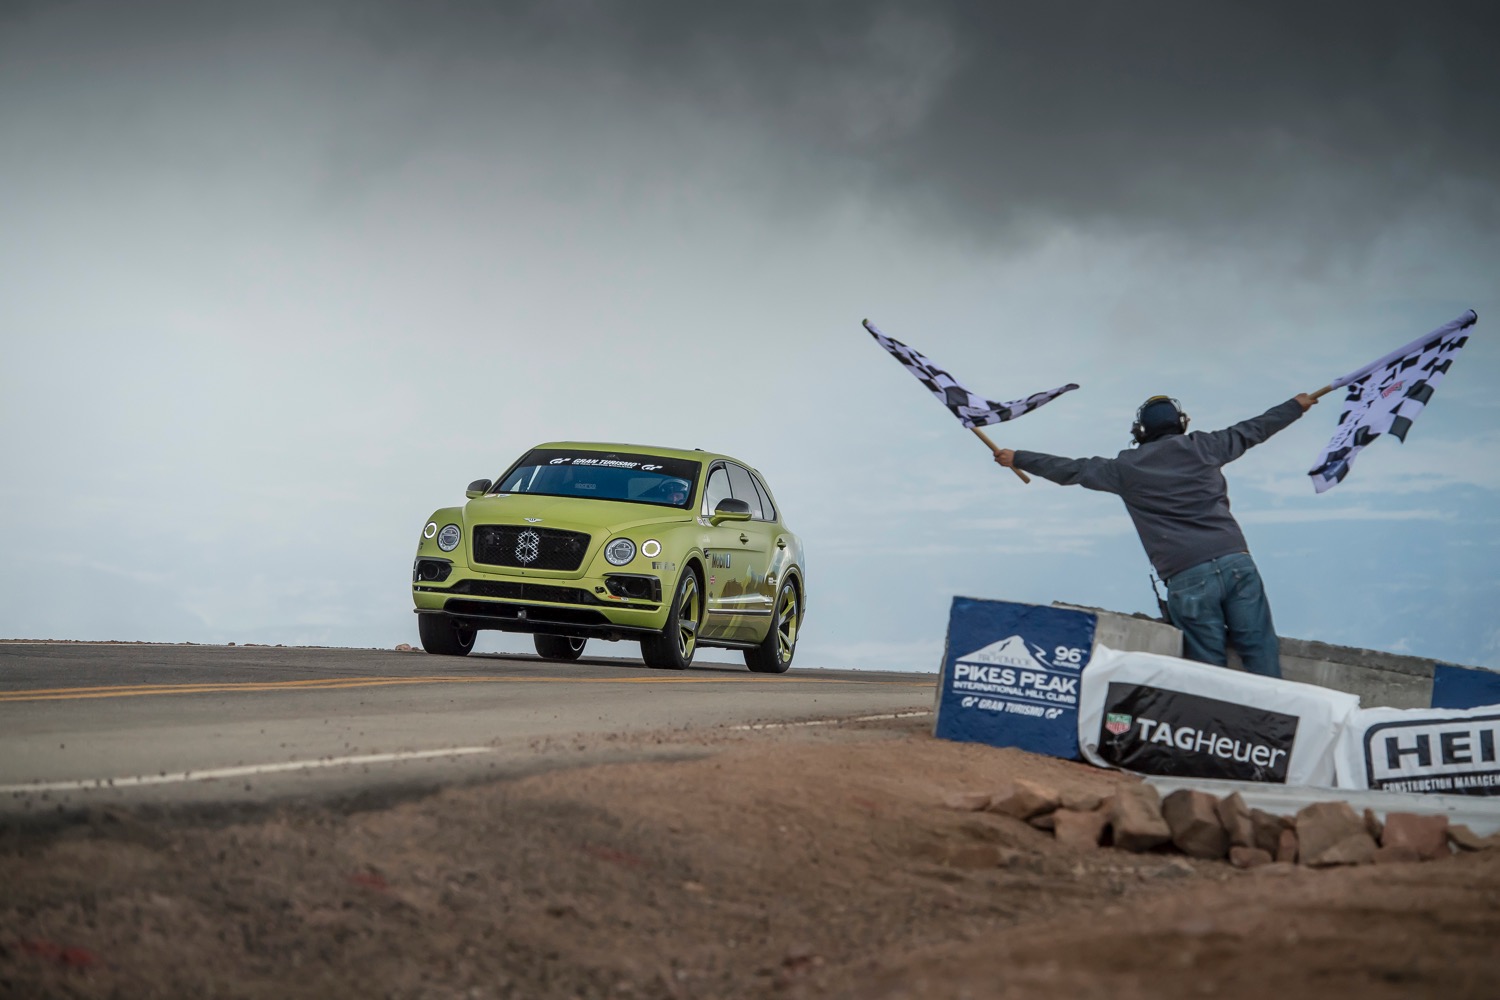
[729,710,931,731]
[0,746,497,794]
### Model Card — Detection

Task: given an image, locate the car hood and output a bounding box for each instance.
[463,494,695,533]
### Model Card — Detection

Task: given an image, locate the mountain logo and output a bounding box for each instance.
[955,634,1051,670]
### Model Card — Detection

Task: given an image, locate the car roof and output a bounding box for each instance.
[533,441,750,470]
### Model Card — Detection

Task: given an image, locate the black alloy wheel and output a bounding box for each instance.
[641,569,701,670]
[534,634,587,661]
[745,580,798,674]
[417,614,476,656]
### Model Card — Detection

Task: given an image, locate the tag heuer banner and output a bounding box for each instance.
[1334,705,1500,796]
[1078,646,1360,786]
[934,598,1097,760]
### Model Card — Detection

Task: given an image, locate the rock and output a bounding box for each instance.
[1250,808,1289,855]
[1053,809,1109,850]
[987,779,1060,821]
[1029,812,1057,831]
[1363,808,1384,843]
[1216,792,1255,849]
[1229,846,1273,869]
[1109,784,1171,853]
[1448,824,1500,852]
[1314,833,1377,866]
[1381,812,1450,860]
[1162,789,1229,859]
[1276,827,1298,864]
[395,643,414,651]
[1060,790,1104,813]
[1372,845,1422,864]
[942,791,992,812]
[1296,801,1375,866]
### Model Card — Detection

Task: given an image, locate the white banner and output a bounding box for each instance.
[1335,705,1500,796]
[1078,646,1360,786]
[1309,309,1477,493]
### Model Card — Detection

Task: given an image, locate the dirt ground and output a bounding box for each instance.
[2,715,1498,1000]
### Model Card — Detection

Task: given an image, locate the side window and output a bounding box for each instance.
[703,465,732,514]
[751,474,777,522]
[725,464,764,520]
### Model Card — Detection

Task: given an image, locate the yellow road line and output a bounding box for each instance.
[0,674,931,704]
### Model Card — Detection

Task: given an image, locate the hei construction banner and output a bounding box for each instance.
[934,598,1097,759]
[1078,646,1360,786]
[1335,705,1500,796]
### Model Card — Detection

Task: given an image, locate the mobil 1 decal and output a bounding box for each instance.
[1098,682,1298,782]
[1363,713,1500,796]
[935,598,1097,760]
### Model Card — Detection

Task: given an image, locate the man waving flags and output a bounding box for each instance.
[1308,310,1479,493]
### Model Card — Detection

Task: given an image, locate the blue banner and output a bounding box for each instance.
[934,597,1097,759]
[1432,662,1500,711]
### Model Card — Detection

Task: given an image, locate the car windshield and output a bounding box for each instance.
[495,449,702,510]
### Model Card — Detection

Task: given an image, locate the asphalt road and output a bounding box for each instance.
[0,642,935,816]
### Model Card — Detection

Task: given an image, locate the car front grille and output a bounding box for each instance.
[471,525,591,571]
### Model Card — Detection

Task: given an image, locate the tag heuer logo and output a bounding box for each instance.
[1105,712,1133,736]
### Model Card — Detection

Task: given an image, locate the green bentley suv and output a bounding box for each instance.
[412,442,805,672]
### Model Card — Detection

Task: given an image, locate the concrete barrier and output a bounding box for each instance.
[1053,604,1182,657]
[1057,603,1455,709]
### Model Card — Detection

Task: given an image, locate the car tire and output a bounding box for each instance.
[745,580,799,674]
[417,614,476,656]
[640,569,701,670]
[534,634,586,661]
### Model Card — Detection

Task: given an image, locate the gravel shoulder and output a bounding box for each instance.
[3,715,1497,999]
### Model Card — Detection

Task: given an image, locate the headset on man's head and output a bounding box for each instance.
[1131,395,1190,444]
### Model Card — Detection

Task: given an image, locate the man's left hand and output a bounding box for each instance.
[994,449,1016,468]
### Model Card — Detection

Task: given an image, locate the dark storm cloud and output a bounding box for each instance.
[356,0,1500,243]
[5,0,1498,245]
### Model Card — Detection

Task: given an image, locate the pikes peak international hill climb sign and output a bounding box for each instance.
[934,598,1097,760]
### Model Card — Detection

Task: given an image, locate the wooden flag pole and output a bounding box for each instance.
[971,427,1031,483]
[1309,384,1335,400]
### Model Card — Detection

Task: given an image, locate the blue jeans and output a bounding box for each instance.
[1166,552,1282,678]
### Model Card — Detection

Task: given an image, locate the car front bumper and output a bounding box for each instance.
[412,562,668,640]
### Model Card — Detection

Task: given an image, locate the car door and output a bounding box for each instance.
[699,464,743,641]
[716,463,776,641]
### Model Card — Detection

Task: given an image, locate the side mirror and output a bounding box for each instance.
[709,497,752,525]
[465,478,493,499]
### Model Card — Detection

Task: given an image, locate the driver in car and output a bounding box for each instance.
[644,478,690,505]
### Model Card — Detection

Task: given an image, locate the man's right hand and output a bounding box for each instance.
[1294,393,1319,412]
[994,449,1016,468]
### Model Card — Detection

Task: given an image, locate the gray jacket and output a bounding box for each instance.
[1013,399,1305,580]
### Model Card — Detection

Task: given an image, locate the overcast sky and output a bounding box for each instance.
[2,1,1496,670]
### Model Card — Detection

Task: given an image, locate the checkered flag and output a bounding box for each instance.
[863,320,1079,429]
[1309,309,1478,493]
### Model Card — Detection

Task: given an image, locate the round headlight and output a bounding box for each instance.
[423,522,437,539]
[641,539,661,558]
[604,537,636,566]
[437,524,462,552]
